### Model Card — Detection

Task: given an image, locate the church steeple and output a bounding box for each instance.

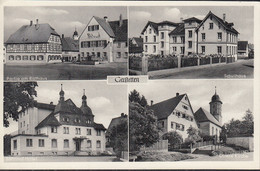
[59,84,65,102]
[73,27,79,40]
[209,86,222,125]
[82,89,87,106]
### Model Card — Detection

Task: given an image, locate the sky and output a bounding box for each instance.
[4,81,128,135]
[129,80,253,125]
[4,6,127,41]
[129,6,254,44]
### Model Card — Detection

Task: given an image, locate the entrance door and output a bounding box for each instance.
[76,140,81,151]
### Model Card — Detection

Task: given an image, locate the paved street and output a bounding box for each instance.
[185,152,254,161]
[4,156,117,162]
[4,62,127,80]
[150,59,254,79]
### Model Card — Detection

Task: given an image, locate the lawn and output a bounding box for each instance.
[135,151,196,162]
[4,62,127,80]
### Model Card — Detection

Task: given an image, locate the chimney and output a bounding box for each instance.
[223,13,226,22]
[36,19,39,25]
[176,93,179,97]
[50,102,53,105]
[121,113,124,117]
[119,14,123,27]
[30,20,33,26]
[62,34,64,38]
[104,16,108,22]
[150,100,154,106]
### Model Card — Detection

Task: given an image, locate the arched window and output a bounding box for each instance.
[30,55,36,61]
[37,55,44,61]
[16,55,21,60]
[9,55,14,60]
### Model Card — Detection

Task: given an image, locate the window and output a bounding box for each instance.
[161,32,164,39]
[88,25,99,31]
[117,52,121,58]
[145,45,148,52]
[13,140,17,150]
[39,139,44,147]
[64,139,69,148]
[181,36,185,43]
[153,45,156,53]
[22,55,28,60]
[75,118,81,123]
[51,126,57,133]
[173,47,177,51]
[86,119,91,124]
[96,140,101,148]
[9,55,14,60]
[145,36,148,42]
[161,41,164,48]
[63,117,69,122]
[76,128,81,135]
[171,122,175,129]
[217,46,222,54]
[124,52,128,58]
[149,28,152,34]
[153,36,156,42]
[117,42,121,48]
[87,140,92,148]
[189,21,192,25]
[96,130,101,136]
[87,129,92,135]
[218,32,222,40]
[201,33,206,41]
[188,41,192,48]
[182,105,188,110]
[30,55,36,61]
[201,46,205,54]
[37,55,44,61]
[63,127,69,134]
[51,139,57,148]
[103,52,107,58]
[181,47,185,54]
[23,121,25,127]
[209,23,213,29]
[188,30,192,38]
[16,55,21,60]
[20,122,22,128]
[173,36,177,43]
[26,139,33,147]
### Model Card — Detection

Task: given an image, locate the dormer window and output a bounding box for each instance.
[86,119,91,124]
[63,117,70,122]
[75,118,81,123]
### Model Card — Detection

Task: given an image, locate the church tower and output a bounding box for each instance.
[73,27,79,40]
[209,87,222,125]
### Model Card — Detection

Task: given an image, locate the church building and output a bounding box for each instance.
[10,85,106,156]
[5,19,62,64]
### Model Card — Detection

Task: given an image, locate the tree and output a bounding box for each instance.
[186,126,201,150]
[129,102,159,152]
[162,131,183,150]
[241,109,254,136]
[129,90,148,107]
[107,119,128,158]
[226,118,242,137]
[219,125,227,143]
[4,82,38,127]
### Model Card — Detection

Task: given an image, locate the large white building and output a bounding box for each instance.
[79,15,128,63]
[11,85,106,156]
[5,19,62,64]
[141,11,239,58]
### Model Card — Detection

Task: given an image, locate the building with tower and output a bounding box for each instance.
[61,29,80,62]
[141,11,238,59]
[10,85,106,156]
[194,87,222,141]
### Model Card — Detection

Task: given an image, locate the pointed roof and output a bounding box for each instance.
[94,16,115,38]
[5,23,60,44]
[141,21,159,34]
[194,107,222,127]
[109,19,128,41]
[169,23,185,35]
[196,11,239,34]
[149,94,185,120]
[61,37,79,52]
[93,122,106,130]
[35,112,61,129]
[54,99,83,114]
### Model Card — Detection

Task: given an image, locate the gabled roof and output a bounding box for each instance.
[149,94,185,120]
[94,16,115,38]
[54,99,83,114]
[141,21,159,35]
[169,23,185,35]
[35,112,61,129]
[238,41,248,51]
[109,19,128,41]
[93,122,106,130]
[183,17,202,23]
[61,37,79,52]
[5,23,60,44]
[132,37,143,47]
[194,107,222,127]
[196,11,239,34]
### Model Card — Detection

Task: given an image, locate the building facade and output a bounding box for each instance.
[11,85,106,156]
[61,30,80,62]
[5,19,62,64]
[141,11,239,58]
[79,15,128,63]
[129,37,143,55]
[237,41,249,58]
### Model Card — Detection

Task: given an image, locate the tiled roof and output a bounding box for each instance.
[141,21,159,34]
[133,37,143,47]
[94,16,115,38]
[93,122,106,130]
[169,23,185,35]
[35,112,61,129]
[149,94,185,120]
[183,17,202,23]
[5,23,60,44]
[33,101,56,110]
[61,37,79,52]
[129,37,143,53]
[238,41,248,51]
[194,107,222,127]
[197,11,239,34]
[109,19,128,41]
[54,99,83,114]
